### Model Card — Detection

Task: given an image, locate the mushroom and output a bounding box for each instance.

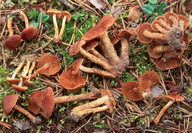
[24,62,36,86]
[70,88,116,122]
[153,94,184,125]
[6,61,24,84]
[12,61,30,92]
[47,9,61,42]
[121,81,143,101]
[139,71,160,98]
[177,14,190,31]
[58,11,71,41]
[163,12,178,27]
[17,10,38,41]
[3,17,21,50]
[2,94,41,124]
[28,87,100,118]
[31,53,61,79]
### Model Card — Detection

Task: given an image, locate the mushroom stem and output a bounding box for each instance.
[12,61,24,79]
[70,105,108,121]
[154,45,172,53]
[0,120,11,129]
[52,14,59,41]
[169,16,178,28]
[31,63,49,79]
[89,49,109,63]
[158,19,172,30]
[7,17,13,36]
[79,65,116,78]
[54,91,99,104]
[155,24,169,34]
[24,62,36,85]
[143,30,167,40]
[79,47,121,77]
[99,32,120,66]
[153,100,174,125]
[72,95,109,113]
[14,105,41,124]
[58,15,67,40]
[119,37,129,69]
[18,10,29,28]
[20,61,30,80]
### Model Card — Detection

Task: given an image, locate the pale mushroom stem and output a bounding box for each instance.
[11,61,24,79]
[89,49,109,63]
[18,11,29,28]
[52,14,59,40]
[154,100,174,125]
[159,19,172,30]
[119,37,129,69]
[72,95,109,113]
[14,105,41,124]
[154,45,172,53]
[169,16,178,28]
[58,15,67,40]
[31,63,49,79]
[71,105,108,121]
[21,61,30,79]
[155,24,169,34]
[143,30,167,40]
[0,120,11,129]
[54,91,99,104]
[99,32,120,66]
[27,62,36,79]
[79,65,116,78]
[79,47,121,77]
[7,17,13,36]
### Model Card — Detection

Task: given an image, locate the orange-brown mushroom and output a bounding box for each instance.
[154,94,184,125]
[164,12,178,27]
[182,33,189,50]
[121,81,143,101]
[31,53,61,79]
[24,62,36,86]
[2,94,41,124]
[177,14,190,31]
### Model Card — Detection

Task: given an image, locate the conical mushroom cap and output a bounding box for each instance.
[37,53,61,75]
[2,94,18,114]
[121,81,143,101]
[3,35,21,50]
[21,26,38,41]
[59,71,86,91]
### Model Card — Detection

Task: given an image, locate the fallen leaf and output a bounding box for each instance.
[151,85,164,98]
[88,0,106,9]
[13,121,31,130]
[128,7,140,23]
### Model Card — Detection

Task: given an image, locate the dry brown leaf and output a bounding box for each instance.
[128,7,140,23]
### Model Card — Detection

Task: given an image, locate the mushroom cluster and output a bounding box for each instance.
[137,12,190,70]
[121,71,160,101]
[69,15,134,78]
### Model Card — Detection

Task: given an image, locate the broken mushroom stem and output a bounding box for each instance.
[31,63,49,79]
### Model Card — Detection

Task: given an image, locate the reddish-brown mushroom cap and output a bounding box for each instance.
[20,26,38,41]
[71,58,84,75]
[37,53,61,75]
[177,14,190,31]
[3,35,21,50]
[137,23,154,44]
[59,71,86,91]
[101,88,116,109]
[28,91,42,114]
[164,12,178,26]
[11,84,28,92]
[139,71,159,92]
[121,81,143,101]
[182,32,189,50]
[2,94,18,114]
[82,39,99,51]
[163,94,184,103]
[47,9,61,18]
[150,56,182,70]
[60,11,71,21]
[6,77,20,84]
[147,40,164,58]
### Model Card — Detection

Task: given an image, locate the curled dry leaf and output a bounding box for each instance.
[128,7,140,23]
[88,0,106,9]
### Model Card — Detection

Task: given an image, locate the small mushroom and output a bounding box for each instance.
[70,88,116,122]
[6,61,24,84]
[2,94,41,124]
[47,9,61,42]
[28,87,100,118]
[17,10,38,41]
[31,53,61,79]
[153,94,184,125]
[58,11,71,41]
[3,17,21,50]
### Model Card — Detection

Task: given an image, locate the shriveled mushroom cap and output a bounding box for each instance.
[2,94,18,114]
[163,94,184,103]
[37,53,61,75]
[121,81,143,101]
[28,91,42,114]
[59,71,86,91]
[47,9,61,18]
[164,12,178,26]
[81,15,117,41]
[177,14,190,31]
[71,58,84,75]
[147,40,164,58]
[60,11,71,22]
[150,56,182,70]
[3,35,21,50]
[139,71,159,92]
[37,87,55,118]
[12,84,28,92]
[183,33,189,50]
[21,26,38,41]
[137,23,154,44]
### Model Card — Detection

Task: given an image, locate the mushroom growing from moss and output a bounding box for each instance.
[28,87,100,118]
[153,94,184,125]
[31,53,61,79]
[3,17,21,50]
[70,88,116,122]
[2,94,41,124]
